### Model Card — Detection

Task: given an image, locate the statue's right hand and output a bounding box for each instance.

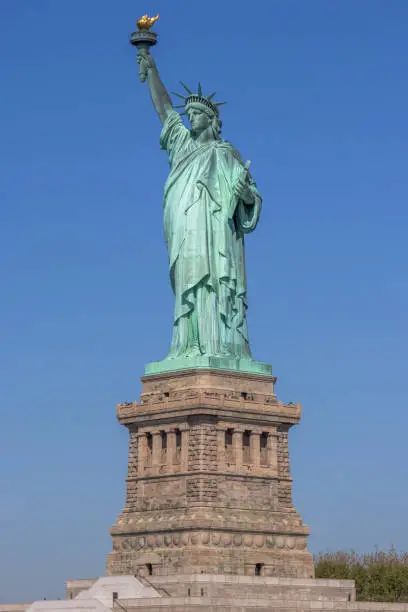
[136,49,156,82]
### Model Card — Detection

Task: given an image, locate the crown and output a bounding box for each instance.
[172,82,227,116]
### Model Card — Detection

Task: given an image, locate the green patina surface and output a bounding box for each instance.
[145,356,272,377]
[134,43,271,377]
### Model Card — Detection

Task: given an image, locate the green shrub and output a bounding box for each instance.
[314,548,408,602]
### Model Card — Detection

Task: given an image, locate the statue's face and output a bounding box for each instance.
[188,107,211,134]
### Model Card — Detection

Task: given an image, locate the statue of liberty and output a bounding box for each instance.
[136,44,270,376]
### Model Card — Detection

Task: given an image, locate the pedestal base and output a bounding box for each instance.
[108,368,312,580]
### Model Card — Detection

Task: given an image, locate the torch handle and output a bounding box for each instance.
[130,30,158,83]
[136,43,150,83]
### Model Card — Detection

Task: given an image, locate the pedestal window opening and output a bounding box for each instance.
[255,563,264,576]
[260,432,268,466]
[146,433,153,467]
[161,431,167,464]
[243,430,251,464]
[175,429,182,465]
[225,429,233,464]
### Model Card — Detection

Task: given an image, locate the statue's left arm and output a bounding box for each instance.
[233,166,257,205]
[232,162,262,234]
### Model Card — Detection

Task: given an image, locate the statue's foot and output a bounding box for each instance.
[184,345,201,358]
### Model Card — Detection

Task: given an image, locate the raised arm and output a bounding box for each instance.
[137,49,173,124]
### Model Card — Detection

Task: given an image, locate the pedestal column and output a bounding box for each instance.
[250,431,261,467]
[181,427,189,472]
[167,429,176,472]
[233,429,243,469]
[216,427,226,470]
[137,432,147,475]
[152,431,162,471]
[267,428,278,474]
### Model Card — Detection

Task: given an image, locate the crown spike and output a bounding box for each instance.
[207,91,217,100]
[197,82,202,97]
[171,92,187,100]
[215,101,228,106]
[180,81,193,94]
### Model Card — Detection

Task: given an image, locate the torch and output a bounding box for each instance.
[130,15,159,83]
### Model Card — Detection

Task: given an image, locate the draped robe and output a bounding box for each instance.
[160,110,262,360]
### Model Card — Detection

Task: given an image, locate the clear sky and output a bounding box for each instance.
[1,0,408,604]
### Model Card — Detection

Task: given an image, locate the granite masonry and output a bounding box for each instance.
[106,369,313,580]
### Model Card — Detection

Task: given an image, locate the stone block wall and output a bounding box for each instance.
[107,369,314,579]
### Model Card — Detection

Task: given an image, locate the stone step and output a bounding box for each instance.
[149,575,355,603]
[119,597,408,612]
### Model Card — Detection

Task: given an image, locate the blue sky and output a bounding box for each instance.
[1,0,408,603]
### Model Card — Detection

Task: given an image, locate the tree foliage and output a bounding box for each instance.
[314,548,408,602]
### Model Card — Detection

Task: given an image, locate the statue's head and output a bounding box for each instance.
[173,82,226,140]
[187,104,222,140]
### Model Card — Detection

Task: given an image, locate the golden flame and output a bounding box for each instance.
[136,14,159,31]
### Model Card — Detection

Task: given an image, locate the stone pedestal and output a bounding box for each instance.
[106,369,314,579]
